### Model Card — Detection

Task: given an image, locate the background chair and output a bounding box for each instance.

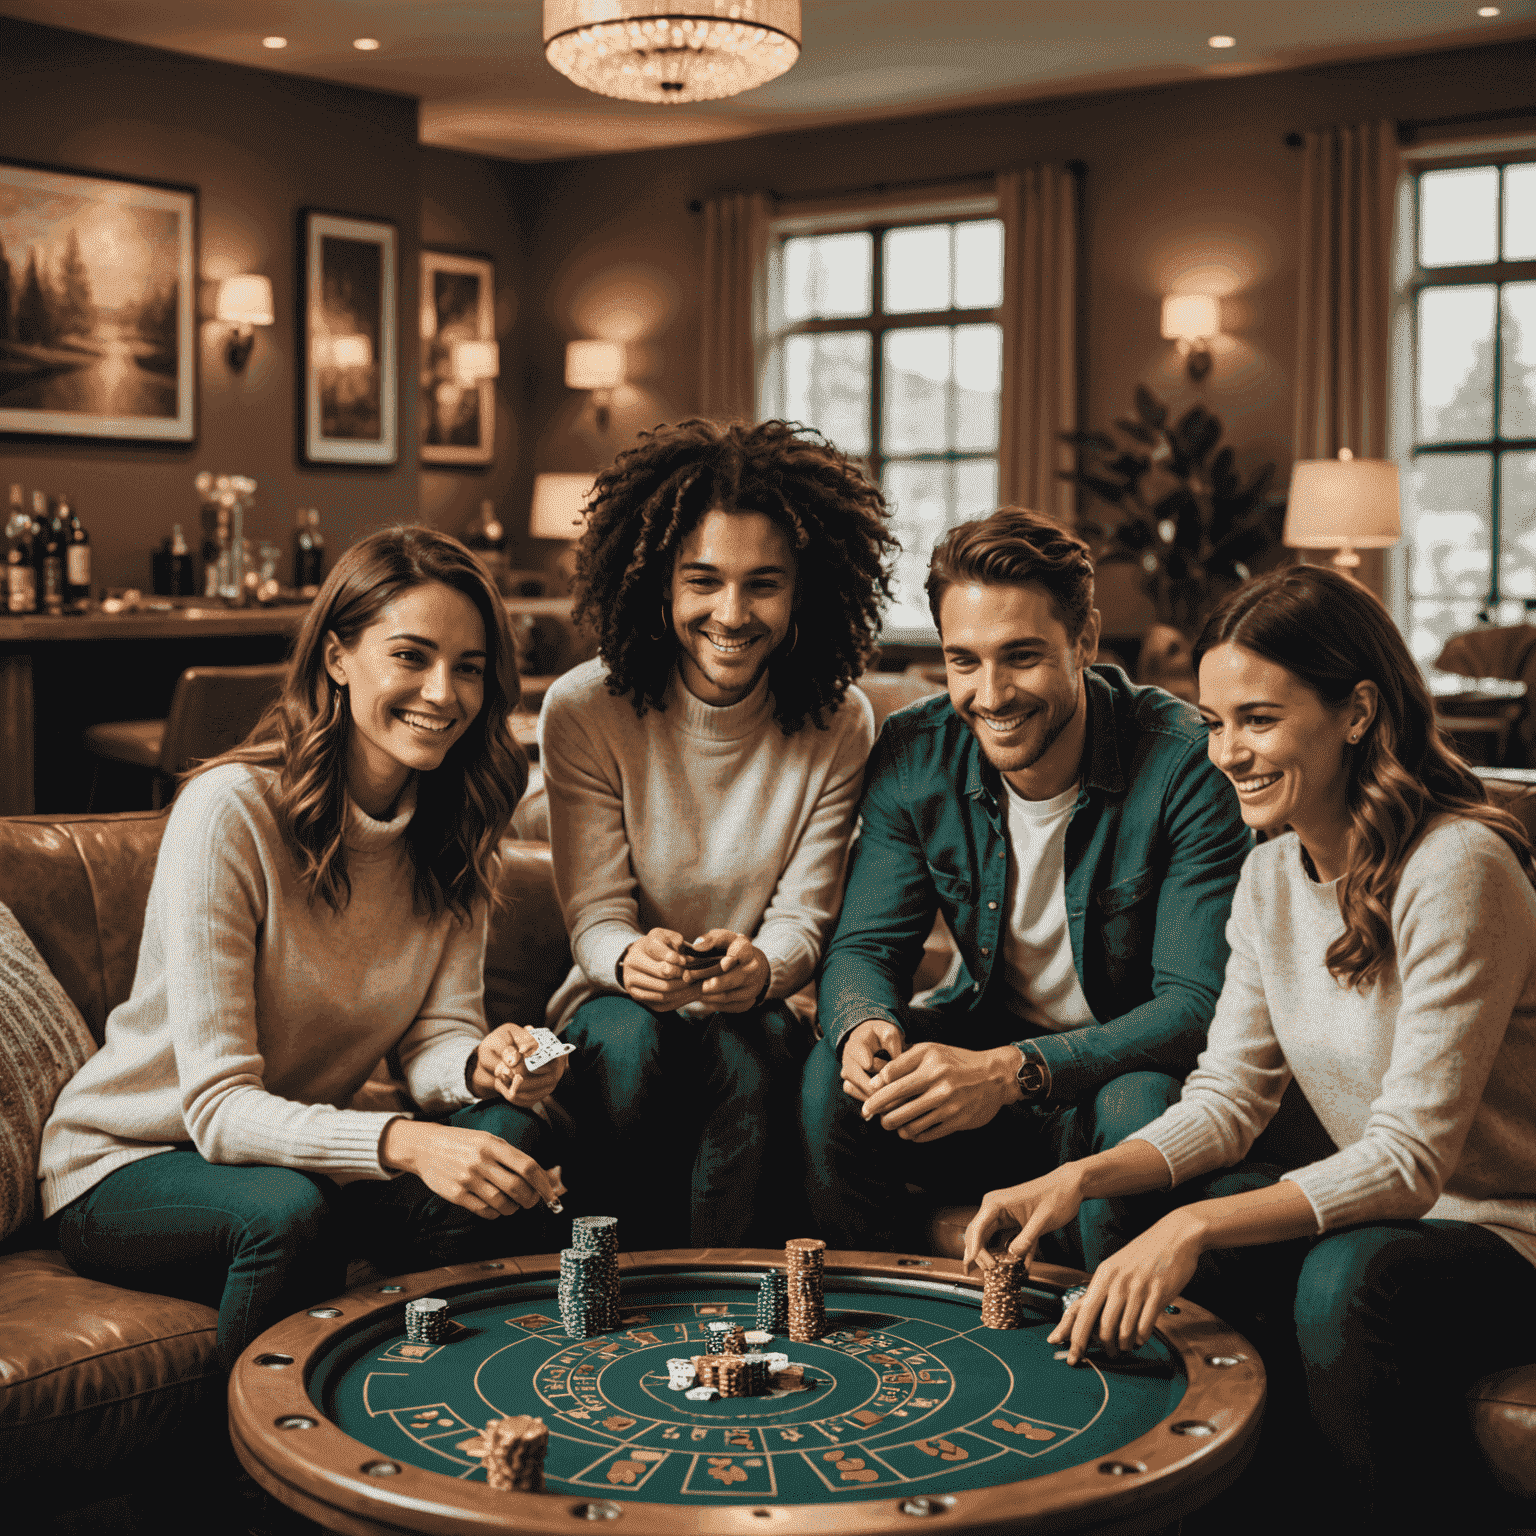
[83,663,287,810]
[1435,622,1536,768]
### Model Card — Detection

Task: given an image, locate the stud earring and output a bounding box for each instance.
[1350,733,1360,743]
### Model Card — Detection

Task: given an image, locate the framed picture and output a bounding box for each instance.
[301,209,397,465]
[420,249,496,466]
[0,159,195,442]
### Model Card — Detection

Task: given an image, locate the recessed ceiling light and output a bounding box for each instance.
[262,36,287,49]
[1208,35,1237,49]
[353,37,381,51]
[1478,6,1501,15]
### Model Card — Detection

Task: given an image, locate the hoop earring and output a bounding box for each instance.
[781,621,798,656]
[650,601,672,643]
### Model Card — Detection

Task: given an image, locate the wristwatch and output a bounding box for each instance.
[1014,1045,1048,1102]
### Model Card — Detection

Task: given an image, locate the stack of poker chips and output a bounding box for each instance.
[405,1297,450,1346]
[756,1271,787,1332]
[785,1238,827,1342]
[666,1357,697,1391]
[722,1324,746,1355]
[559,1215,620,1338]
[705,1320,735,1354]
[694,1354,746,1397]
[478,1414,549,1494]
[980,1252,1028,1329]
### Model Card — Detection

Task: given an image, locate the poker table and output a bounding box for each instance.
[230,1249,1264,1535]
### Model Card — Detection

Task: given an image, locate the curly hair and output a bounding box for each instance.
[185,526,527,924]
[570,419,898,734]
[1194,565,1536,990]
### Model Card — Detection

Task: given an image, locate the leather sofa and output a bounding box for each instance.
[2,801,1534,1517]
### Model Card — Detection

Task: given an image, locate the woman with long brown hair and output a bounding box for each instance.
[41,526,568,1371]
[961,567,1536,1532]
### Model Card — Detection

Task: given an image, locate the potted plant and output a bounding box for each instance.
[1061,386,1286,700]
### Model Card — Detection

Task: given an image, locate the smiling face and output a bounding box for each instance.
[322,580,487,818]
[940,580,1100,799]
[669,508,796,707]
[1197,641,1376,875]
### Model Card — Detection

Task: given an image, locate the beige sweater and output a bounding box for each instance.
[40,764,485,1217]
[540,660,874,1028]
[1133,817,1536,1265]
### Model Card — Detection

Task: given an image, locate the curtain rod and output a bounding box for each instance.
[687,160,1086,213]
[1285,107,1536,148]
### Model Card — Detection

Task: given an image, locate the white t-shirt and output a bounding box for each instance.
[1001,778,1096,1033]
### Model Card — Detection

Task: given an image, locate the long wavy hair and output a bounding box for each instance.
[571,418,898,735]
[186,526,527,923]
[1194,565,1536,989]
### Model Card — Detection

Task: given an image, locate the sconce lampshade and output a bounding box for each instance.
[329,334,374,370]
[216,275,275,327]
[1161,294,1219,342]
[452,340,500,384]
[565,340,625,391]
[530,473,596,541]
[1284,454,1401,551]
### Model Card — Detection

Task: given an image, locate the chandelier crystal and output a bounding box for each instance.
[543,1,802,105]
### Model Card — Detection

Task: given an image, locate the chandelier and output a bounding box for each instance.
[543,1,802,105]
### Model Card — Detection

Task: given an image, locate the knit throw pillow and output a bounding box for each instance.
[0,903,95,1239]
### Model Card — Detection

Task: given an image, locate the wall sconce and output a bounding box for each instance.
[1161,294,1219,382]
[1283,449,1401,574]
[451,340,500,386]
[565,340,625,429]
[215,275,274,371]
[531,472,596,592]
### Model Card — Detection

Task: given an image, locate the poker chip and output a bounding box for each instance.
[684,1385,719,1402]
[744,1329,774,1347]
[706,1320,735,1354]
[666,1358,697,1391]
[785,1238,826,1343]
[755,1270,787,1331]
[559,1216,621,1337]
[981,1252,1028,1329]
[405,1297,449,1345]
[721,1324,747,1355]
[472,1413,548,1493]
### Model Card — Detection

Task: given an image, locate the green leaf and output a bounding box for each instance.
[1115,416,1157,446]
[1134,385,1168,429]
[1060,429,1117,453]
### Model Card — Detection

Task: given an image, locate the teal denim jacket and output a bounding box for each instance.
[820,664,1251,1104]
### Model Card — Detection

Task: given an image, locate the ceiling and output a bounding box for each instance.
[6,0,1536,162]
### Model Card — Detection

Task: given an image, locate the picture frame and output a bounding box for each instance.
[0,158,196,442]
[420,249,496,466]
[301,209,397,465]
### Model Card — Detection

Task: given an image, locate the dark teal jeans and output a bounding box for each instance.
[55,1098,569,1370]
[559,995,810,1250]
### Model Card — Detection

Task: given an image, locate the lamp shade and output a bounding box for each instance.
[565,340,625,391]
[530,473,595,541]
[215,275,274,327]
[328,334,374,370]
[1284,457,1401,550]
[1161,294,1219,342]
[451,340,500,384]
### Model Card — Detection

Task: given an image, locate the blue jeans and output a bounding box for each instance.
[56,1098,569,1370]
[560,995,810,1249]
[799,1012,1183,1265]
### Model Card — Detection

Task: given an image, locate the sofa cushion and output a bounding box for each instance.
[0,1249,221,1486]
[0,904,95,1239]
[485,839,573,1028]
[1469,1364,1536,1499]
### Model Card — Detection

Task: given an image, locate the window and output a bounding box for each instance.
[761,205,1004,637]
[1405,158,1536,664]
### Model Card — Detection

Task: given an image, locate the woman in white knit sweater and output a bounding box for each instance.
[41,528,567,1368]
[542,419,896,1246]
[962,567,1536,1531]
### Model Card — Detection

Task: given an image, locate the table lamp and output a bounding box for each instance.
[1283,450,1401,573]
[530,473,595,590]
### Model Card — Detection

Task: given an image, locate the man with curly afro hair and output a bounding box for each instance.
[539,418,898,1246]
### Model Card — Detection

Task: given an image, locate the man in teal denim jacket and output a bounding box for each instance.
[801,509,1250,1260]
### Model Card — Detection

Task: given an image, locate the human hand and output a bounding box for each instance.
[471,1022,566,1106]
[693,930,770,1014]
[1047,1211,1204,1364]
[859,1041,1023,1142]
[840,1019,906,1102]
[620,929,707,1011]
[378,1119,565,1218]
[961,1164,1087,1273]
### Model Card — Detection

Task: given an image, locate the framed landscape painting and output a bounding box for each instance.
[0,160,196,441]
[302,209,397,465]
[420,249,495,466]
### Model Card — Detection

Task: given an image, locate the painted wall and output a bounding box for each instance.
[513,37,1536,632]
[0,17,424,594]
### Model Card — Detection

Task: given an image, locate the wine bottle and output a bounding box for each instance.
[61,496,91,609]
[5,485,36,615]
[464,499,508,592]
[33,491,63,616]
[169,523,195,596]
[293,507,324,593]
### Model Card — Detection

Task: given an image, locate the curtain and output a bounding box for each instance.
[1293,121,1400,459]
[700,191,772,422]
[997,164,1078,525]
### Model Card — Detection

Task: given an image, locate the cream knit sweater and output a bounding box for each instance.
[40,763,485,1217]
[540,660,874,1029]
[1132,817,1536,1265]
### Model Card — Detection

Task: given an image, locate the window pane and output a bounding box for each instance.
[1410,598,1483,667]
[1409,450,1491,595]
[883,327,953,453]
[1420,166,1499,268]
[954,324,1002,451]
[954,457,1000,522]
[1502,282,1536,440]
[782,232,872,321]
[784,332,871,455]
[1502,450,1536,601]
[1506,163,1536,261]
[882,459,951,628]
[955,220,1004,310]
[884,225,951,315]
[1417,285,1496,442]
